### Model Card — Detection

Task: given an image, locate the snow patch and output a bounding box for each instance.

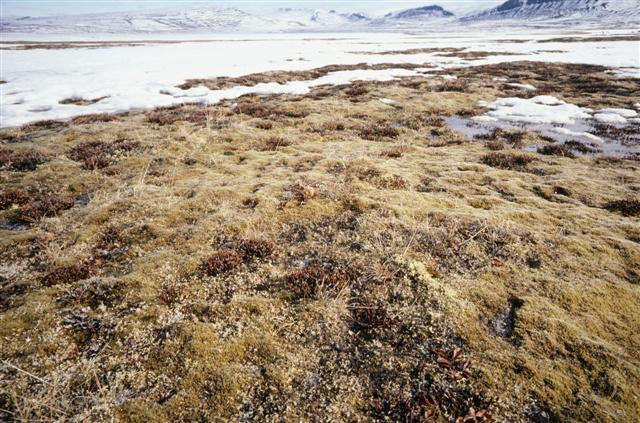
[598,108,638,118]
[507,83,536,91]
[481,96,591,125]
[1,68,424,127]
[593,113,627,124]
[552,127,602,142]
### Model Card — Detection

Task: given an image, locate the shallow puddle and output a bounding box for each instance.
[444,115,640,157]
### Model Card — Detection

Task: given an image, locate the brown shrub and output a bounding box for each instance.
[159,284,182,305]
[18,195,75,222]
[70,113,116,125]
[322,121,346,131]
[374,175,409,190]
[235,103,272,118]
[146,107,211,125]
[603,199,640,217]
[537,144,575,158]
[287,181,315,203]
[235,103,308,119]
[350,302,388,330]
[21,119,67,131]
[285,263,354,299]
[202,249,243,276]
[552,186,571,197]
[42,264,93,287]
[68,139,139,170]
[486,140,505,151]
[68,141,111,170]
[425,116,447,128]
[0,148,47,171]
[476,128,527,148]
[0,188,30,210]
[359,124,400,140]
[433,79,468,92]
[255,120,273,130]
[59,278,125,309]
[481,152,535,170]
[345,85,368,97]
[564,140,601,154]
[259,137,291,151]
[236,239,275,261]
[380,148,404,158]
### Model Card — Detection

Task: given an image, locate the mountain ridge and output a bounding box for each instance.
[1,2,638,33]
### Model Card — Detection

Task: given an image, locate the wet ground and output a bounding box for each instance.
[445,115,640,157]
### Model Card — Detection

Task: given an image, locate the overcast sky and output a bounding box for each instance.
[1,1,505,17]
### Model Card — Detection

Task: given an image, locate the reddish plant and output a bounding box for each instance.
[18,195,75,222]
[235,238,275,261]
[42,264,93,287]
[0,148,47,171]
[0,188,30,210]
[202,249,243,276]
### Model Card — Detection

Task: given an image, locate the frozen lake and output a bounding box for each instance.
[1,30,639,127]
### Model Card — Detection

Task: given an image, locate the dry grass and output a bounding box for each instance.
[1,61,639,423]
[71,113,117,125]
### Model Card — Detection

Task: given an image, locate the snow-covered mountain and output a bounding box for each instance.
[0,4,459,34]
[1,2,638,34]
[0,7,307,33]
[463,0,640,21]
[382,5,455,21]
[270,8,371,27]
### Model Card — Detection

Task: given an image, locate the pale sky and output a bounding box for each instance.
[1,1,505,17]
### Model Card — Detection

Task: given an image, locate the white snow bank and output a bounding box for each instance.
[598,108,638,118]
[1,68,424,127]
[308,68,419,87]
[481,96,592,125]
[593,113,628,124]
[380,98,396,105]
[552,127,602,142]
[506,83,536,91]
[471,115,499,123]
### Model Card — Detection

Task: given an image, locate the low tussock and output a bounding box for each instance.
[0,147,48,171]
[42,264,94,287]
[481,152,535,170]
[71,113,117,125]
[0,188,30,210]
[68,139,139,170]
[18,195,75,222]
[284,260,360,299]
[257,137,291,151]
[359,123,400,140]
[146,106,213,125]
[603,199,640,217]
[202,238,275,276]
[537,144,576,158]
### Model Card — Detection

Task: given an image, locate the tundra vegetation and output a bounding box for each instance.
[0,61,638,422]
